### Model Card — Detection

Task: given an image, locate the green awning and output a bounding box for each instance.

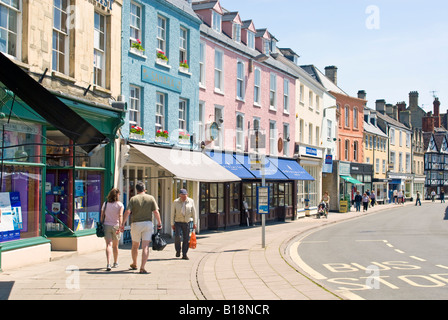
[340,175,364,185]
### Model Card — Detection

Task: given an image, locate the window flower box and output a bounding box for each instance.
[156,51,168,66]
[155,130,169,143]
[179,60,189,73]
[130,125,144,140]
[178,132,191,145]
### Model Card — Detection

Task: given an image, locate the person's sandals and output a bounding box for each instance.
[129,264,138,270]
[139,269,148,274]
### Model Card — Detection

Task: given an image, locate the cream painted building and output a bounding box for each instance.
[376,101,414,201]
[275,53,337,215]
[363,108,388,202]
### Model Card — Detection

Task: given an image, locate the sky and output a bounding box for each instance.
[218,0,448,113]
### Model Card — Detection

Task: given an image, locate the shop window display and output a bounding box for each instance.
[0,121,43,242]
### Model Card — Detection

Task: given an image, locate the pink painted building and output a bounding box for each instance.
[193,0,296,157]
[192,0,302,231]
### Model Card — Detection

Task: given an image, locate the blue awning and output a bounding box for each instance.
[206,151,255,179]
[274,158,315,181]
[233,154,288,180]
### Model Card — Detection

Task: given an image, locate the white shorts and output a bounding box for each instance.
[130,221,154,242]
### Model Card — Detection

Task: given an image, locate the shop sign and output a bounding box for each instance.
[142,66,182,93]
[339,161,351,176]
[94,0,114,10]
[297,145,323,158]
[323,154,333,173]
[257,187,270,215]
[0,192,22,242]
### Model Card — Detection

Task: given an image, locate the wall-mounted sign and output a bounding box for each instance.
[94,0,114,10]
[0,192,22,242]
[142,66,182,93]
[257,187,270,215]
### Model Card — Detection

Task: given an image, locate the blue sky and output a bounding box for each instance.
[219,0,448,113]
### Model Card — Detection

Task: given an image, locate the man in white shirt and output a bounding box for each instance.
[171,189,196,260]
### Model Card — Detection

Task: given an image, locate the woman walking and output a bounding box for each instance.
[100,188,124,271]
[362,193,369,212]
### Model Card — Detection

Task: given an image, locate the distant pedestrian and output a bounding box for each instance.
[322,191,331,213]
[100,188,124,271]
[121,182,162,274]
[393,189,398,204]
[354,191,362,212]
[415,191,422,206]
[370,190,376,207]
[362,193,369,212]
[398,190,404,205]
[441,190,445,203]
[431,190,436,202]
[171,189,197,260]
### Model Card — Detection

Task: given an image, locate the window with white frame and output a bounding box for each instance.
[270,73,277,109]
[376,158,380,174]
[156,92,165,133]
[233,23,241,42]
[254,67,261,105]
[309,91,313,108]
[0,0,20,58]
[345,140,349,160]
[299,85,304,103]
[269,121,276,155]
[283,79,289,113]
[344,106,350,127]
[390,151,396,171]
[382,159,386,173]
[179,99,187,131]
[353,141,358,161]
[315,126,320,146]
[130,2,142,47]
[157,15,166,53]
[214,49,223,92]
[406,153,411,173]
[198,101,205,142]
[247,31,255,49]
[399,130,402,147]
[53,0,69,74]
[212,11,221,33]
[93,12,106,87]
[263,39,270,55]
[214,106,223,148]
[308,123,313,145]
[327,119,332,139]
[283,123,289,156]
[390,128,395,145]
[299,119,304,143]
[199,42,205,86]
[315,95,320,112]
[399,152,403,172]
[236,61,244,100]
[129,85,141,129]
[236,113,244,151]
[179,27,188,65]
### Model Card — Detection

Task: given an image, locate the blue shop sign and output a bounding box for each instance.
[306,147,317,156]
[142,66,182,93]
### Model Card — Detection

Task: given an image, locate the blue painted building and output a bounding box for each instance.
[121,0,201,146]
[118,0,239,235]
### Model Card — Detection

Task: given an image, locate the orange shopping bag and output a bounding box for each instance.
[189,231,197,249]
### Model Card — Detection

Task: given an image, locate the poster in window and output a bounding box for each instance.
[0,192,23,232]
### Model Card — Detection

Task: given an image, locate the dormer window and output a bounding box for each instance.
[247,31,255,49]
[264,39,270,55]
[212,11,221,33]
[233,23,241,43]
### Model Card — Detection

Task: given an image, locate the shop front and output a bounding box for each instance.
[206,150,314,230]
[295,144,324,216]
[123,144,241,235]
[0,55,125,269]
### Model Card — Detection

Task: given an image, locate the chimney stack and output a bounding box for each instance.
[409,91,419,109]
[376,99,386,114]
[357,90,366,100]
[434,97,440,117]
[325,66,338,85]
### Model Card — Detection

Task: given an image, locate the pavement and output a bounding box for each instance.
[0,200,422,301]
